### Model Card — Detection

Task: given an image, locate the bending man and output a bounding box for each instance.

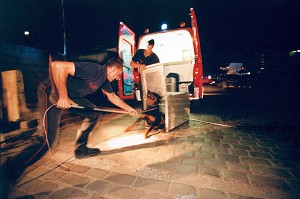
[37,56,137,159]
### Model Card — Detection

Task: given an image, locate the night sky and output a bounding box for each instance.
[1,0,299,73]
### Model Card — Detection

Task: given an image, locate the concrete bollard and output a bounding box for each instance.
[1,70,31,122]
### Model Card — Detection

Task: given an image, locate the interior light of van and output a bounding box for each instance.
[161,24,167,31]
[180,22,186,27]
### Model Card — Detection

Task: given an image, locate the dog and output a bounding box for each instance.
[124,90,165,138]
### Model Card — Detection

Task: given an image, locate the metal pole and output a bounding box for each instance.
[70,105,159,114]
[62,0,66,55]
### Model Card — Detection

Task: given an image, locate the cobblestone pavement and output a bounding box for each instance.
[6,109,300,199]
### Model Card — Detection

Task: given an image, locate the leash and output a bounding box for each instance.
[70,105,159,114]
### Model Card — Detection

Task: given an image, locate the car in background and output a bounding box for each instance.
[216,63,252,88]
[203,75,215,85]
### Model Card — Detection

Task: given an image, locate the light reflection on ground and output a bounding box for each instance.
[106,134,147,149]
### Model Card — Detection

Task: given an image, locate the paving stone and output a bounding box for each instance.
[166,143,185,150]
[89,194,108,199]
[107,186,145,199]
[189,137,205,142]
[288,179,300,191]
[241,157,271,166]
[173,163,198,175]
[207,134,224,139]
[197,166,221,178]
[144,191,174,199]
[272,153,300,162]
[104,172,136,186]
[203,159,227,169]
[175,150,194,158]
[221,139,239,145]
[248,174,291,191]
[250,152,272,159]
[169,182,196,196]
[222,169,249,183]
[223,134,240,140]
[212,143,230,149]
[228,192,261,199]
[30,181,58,195]
[290,169,300,180]
[60,173,92,188]
[86,168,109,179]
[26,166,51,178]
[249,165,292,179]
[193,142,211,147]
[194,134,208,139]
[134,177,170,192]
[182,157,203,165]
[183,145,201,151]
[230,149,249,156]
[167,156,184,164]
[148,162,174,171]
[240,136,258,143]
[238,141,257,147]
[270,148,300,155]
[202,146,229,154]
[231,144,251,150]
[42,169,67,181]
[8,189,29,199]
[158,147,176,155]
[250,146,272,153]
[198,188,227,199]
[271,160,299,170]
[69,164,91,174]
[85,180,110,193]
[204,138,221,143]
[227,162,250,172]
[256,140,278,148]
[51,187,89,198]
[194,151,215,159]
[218,154,240,163]
[17,177,43,193]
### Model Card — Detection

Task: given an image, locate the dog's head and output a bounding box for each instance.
[147,90,161,106]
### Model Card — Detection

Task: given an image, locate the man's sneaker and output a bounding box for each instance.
[74,146,101,159]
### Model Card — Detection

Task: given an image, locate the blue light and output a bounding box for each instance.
[161,24,167,31]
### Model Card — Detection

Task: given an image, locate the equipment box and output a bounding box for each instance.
[141,63,190,132]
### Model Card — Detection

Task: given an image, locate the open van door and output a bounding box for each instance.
[190,8,203,99]
[117,22,136,100]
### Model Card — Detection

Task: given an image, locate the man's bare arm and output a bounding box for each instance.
[51,61,77,109]
[130,60,146,71]
[102,90,137,116]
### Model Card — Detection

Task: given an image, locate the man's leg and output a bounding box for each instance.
[36,79,62,147]
[71,98,102,158]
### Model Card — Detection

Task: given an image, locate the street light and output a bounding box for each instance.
[24,30,30,36]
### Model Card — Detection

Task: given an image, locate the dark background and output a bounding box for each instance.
[1,0,300,74]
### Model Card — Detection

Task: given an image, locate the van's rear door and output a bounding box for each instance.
[190,8,203,98]
[118,22,136,99]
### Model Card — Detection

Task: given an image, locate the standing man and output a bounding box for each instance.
[37,56,137,159]
[130,39,160,71]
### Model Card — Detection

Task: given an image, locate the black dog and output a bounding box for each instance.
[124,91,165,138]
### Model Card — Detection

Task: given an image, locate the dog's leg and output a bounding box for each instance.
[144,124,156,139]
[124,118,143,133]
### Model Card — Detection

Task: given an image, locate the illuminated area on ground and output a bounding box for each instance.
[106,134,151,149]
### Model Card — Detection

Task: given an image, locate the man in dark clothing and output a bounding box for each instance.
[36,56,137,158]
[130,39,160,71]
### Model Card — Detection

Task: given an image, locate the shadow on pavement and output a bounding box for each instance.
[0,137,47,198]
